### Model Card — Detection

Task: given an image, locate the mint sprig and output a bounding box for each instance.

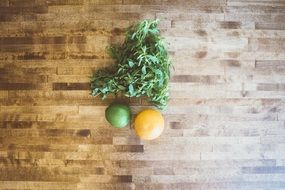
[91,19,171,109]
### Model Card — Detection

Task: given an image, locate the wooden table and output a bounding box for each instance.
[0,0,285,189]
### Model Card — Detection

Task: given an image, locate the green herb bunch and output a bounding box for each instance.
[91,19,171,109]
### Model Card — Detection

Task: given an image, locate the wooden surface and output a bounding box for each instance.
[0,0,285,189]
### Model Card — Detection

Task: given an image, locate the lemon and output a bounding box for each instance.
[105,103,131,128]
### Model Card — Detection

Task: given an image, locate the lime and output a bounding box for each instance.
[105,103,131,128]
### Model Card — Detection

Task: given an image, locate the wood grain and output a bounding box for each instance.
[0,0,285,189]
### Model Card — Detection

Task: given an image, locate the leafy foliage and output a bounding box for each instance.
[90,19,171,109]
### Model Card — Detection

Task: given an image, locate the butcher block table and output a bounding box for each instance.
[0,0,285,189]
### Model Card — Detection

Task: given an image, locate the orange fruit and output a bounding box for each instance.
[134,109,164,140]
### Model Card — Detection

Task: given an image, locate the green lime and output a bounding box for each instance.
[105,103,131,128]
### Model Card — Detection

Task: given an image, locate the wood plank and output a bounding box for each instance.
[0,0,285,189]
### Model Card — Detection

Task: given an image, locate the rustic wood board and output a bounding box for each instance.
[0,0,285,189]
